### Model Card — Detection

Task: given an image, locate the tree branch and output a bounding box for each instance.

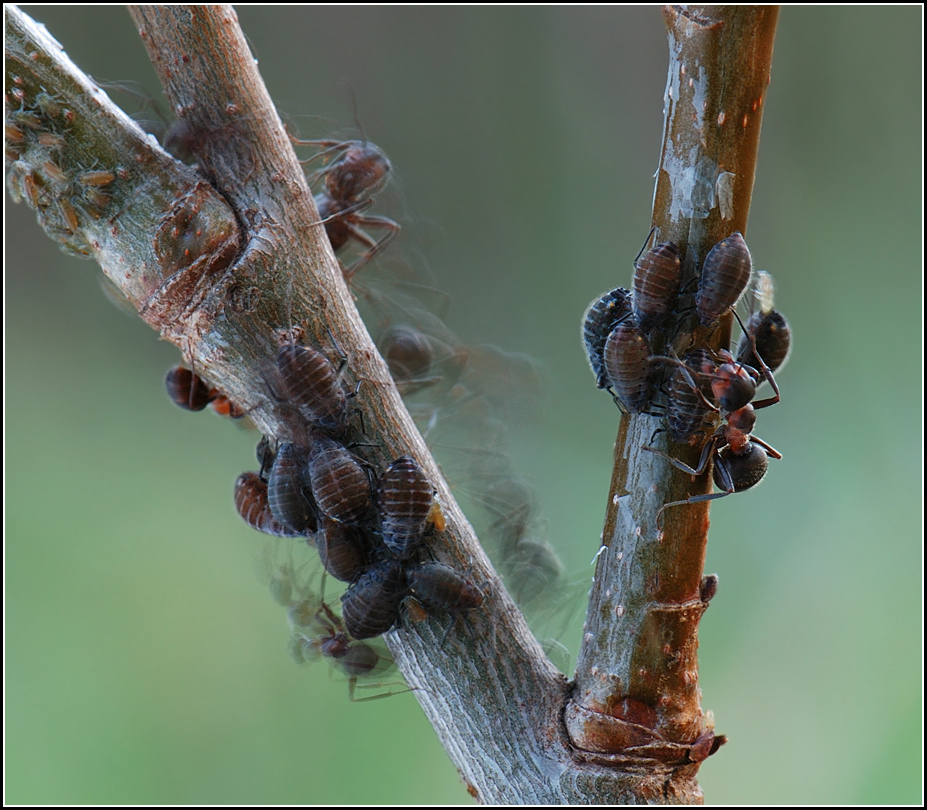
[6,5,777,803]
[567,3,779,790]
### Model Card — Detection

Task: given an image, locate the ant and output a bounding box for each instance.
[290,598,409,702]
[291,136,401,279]
[644,326,781,522]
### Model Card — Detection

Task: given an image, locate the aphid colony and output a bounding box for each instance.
[583,232,792,515]
[5,80,116,258]
[224,340,481,644]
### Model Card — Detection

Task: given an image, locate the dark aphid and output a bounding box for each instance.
[340,559,407,639]
[602,317,654,414]
[165,366,213,411]
[292,137,401,278]
[582,287,632,389]
[275,344,347,434]
[696,232,752,326]
[305,435,373,526]
[406,562,483,613]
[632,242,682,332]
[316,516,372,583]
[234,471,304,539]
[380,323,434,388]
[377,455,437,561]
[268,442,318,534]
[737,309,792,374]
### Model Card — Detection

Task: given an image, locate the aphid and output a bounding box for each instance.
[632,242,682,332]
[305,435,372,526]
[602,317,654,414]
[234,471,305,539]
[292,137,401,278]
[582,287,632,389]
[406,562,483,613]
[377,455,437,560]
[275,344,347,434]
[340,559,407,640]
[696,232,752,326]
[78,170,115,187]
[164,366,213,411]
[13,110,42,130]
[35,92,62,119]
[5,123,26,144]
[268,442,318,534]
[42,160,68,185]
[316,516,373,583]
[736,271,791,375]
[37,132,66,149]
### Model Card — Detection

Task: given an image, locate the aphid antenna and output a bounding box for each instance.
[632,224,659,265]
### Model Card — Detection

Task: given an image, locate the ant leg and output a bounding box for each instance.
[749,435,782,460]
[342,216,402,279]
[643,437,716,479]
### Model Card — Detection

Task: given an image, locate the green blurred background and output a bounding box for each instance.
[6,6,921,804]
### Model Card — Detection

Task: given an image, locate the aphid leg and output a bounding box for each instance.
[631,224,659,265]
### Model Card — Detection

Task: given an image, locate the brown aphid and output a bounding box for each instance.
[37,132,66,149]
[78,170,115,187]
[406,562,483,613]
[696,232,752,326]
[632,242,682,332]
[268,442,318,534]
[663,350,718,444]
[377,455,436,560]
[305,436,372,526]
[234,471,304,539]
[275,344,347,434]
[164,366,214,411]
[42,160,68,185]
[737,309,792,374]
[602,317,653,414]
[340,559,407,640]
[13,110,42,130]
[293,137,400,278]
[316,516,372,583]
[5,123,26,143]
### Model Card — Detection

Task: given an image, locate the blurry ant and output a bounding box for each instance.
[290,134,400,278]
[290,598,411,702]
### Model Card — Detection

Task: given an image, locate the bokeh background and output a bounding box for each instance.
[7,6,921,804]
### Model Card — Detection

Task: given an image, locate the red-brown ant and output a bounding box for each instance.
[291,136,401,278]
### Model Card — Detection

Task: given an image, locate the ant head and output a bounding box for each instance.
[711,362,756,412]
